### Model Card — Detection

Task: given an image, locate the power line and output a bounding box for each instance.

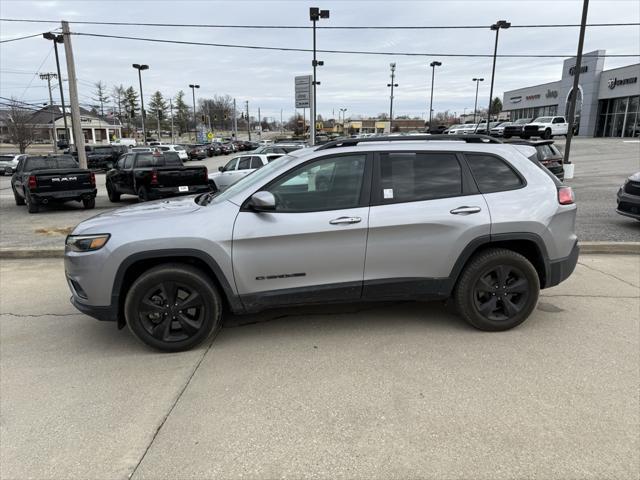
[0,18,638,29]
[0,32,46,43]
[19,46,53,100]
[70,32,640,58]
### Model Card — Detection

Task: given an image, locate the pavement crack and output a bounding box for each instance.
[577,261,639,289]
[0,312,83,318]
[541,294,638,299]
[128,329,219,480]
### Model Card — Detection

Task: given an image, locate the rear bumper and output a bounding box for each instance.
[616,188,640,219]
[546,241,579,288]
[150,184,211,198]
[31,188,97,202]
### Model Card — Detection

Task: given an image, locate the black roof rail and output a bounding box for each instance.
[315,134,503,151]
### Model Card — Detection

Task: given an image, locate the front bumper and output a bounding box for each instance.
[616,188,640,219]
[546,241,579,288]
[70,295,118,322]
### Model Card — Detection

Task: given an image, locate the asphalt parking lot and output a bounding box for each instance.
[1,254,638,479]
[0,138,638,252]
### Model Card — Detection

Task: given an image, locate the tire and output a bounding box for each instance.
[521,134,530,140]
[453,248,540,331]
[208,179,218,192]
[106,181,121,202]
[137,186,150,202]
[82,197,95,209]
[542,129,552,140]
[12,185,25,206]
[124,264,222,352]
[26,191,39,213]
[503,134,511,139]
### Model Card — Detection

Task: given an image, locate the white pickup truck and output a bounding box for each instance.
[523,116,569,139]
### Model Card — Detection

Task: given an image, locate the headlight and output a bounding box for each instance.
[65,234,110,252]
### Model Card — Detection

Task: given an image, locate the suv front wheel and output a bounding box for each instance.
[124,264,222,352]
[454,248,540,331]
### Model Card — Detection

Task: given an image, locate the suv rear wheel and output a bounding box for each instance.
[125,264,222,352]
[12,185,25,205]
[454,248,539,331]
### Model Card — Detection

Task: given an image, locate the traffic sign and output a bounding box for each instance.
[207,131,214,140]
[295,75,312,108]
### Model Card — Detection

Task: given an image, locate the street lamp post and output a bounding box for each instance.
[428,61,442,130]
[339,107,347,132]
[132,64,149,144]
[472,78,484,125]
[387,63,398,133]
[309,7,330,146]
[43,32,69,147]
[487,20,510,124]
[188,84,200,142]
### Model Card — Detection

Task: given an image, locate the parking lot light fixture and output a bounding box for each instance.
[43,32,69,146]
[487,20,510,124]
[387,63,398,132]
[309,7,330,146]
[132,64,149,144]
[472,78,484,126]
[428,61,442,129]
[189,84,200,142]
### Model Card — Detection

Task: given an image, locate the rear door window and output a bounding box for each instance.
[124,155,134,169]
[250,156,263,169]
[465,154,523,193]
[377,152,462,204]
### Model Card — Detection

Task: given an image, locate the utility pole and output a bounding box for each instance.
[169,98,175,144]
[280,108,283,133]
[61,21,87,168]
[258,107,262,138]
[233,98,238,139]
[245,100,251,141]
[564,0,589,166]
[388,63,398,133]
[39,72,57,152]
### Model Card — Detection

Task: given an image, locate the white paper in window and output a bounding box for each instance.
[383,188,394,199]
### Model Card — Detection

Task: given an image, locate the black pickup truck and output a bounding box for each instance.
[68,144,128,170]
[105,151,210,202]
[11,155,97,213]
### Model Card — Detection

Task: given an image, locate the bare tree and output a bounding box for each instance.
[6,98,35,153]
[92,81,110,117]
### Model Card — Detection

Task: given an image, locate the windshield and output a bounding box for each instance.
[25,156,78,171]
[93,147,112,154]
[515,119,530,124]
[533,117,552,123]
[174,145,185,151]
[211,154,298,204]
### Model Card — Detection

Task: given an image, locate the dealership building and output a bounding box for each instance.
[502,50,639,137]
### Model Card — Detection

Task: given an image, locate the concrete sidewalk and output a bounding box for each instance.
[1,255,638,479]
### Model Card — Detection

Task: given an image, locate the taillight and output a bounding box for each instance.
[150,171,158,185]
[90,172,96,186]
[203,167,208,179]
[28,175,37,189]
[558,186,575,205]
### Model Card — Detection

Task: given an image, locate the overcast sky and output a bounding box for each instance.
[1,0,638,121]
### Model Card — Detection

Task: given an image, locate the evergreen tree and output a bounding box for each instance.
[174,90,190,134]
[148,91,168,134]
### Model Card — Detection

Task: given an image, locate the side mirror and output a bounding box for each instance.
[218,166,224,172]
[249,191,276,211]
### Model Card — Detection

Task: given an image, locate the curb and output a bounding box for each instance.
[1,242,638,259]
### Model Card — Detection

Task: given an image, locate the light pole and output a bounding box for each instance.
[132,64,149,144]
[309,7,329,146]
[340,107,347,133]
[188,84,200,142]
[169,98,175,144]
[428,61,442,130]
[43,32,69,147]
[472,78,484,125]
[387,63,398,133]
[487,20,510,125]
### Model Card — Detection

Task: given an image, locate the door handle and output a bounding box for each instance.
[450,206,481,215]
[329,216,362,225]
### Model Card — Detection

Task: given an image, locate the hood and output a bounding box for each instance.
[629,172,640,182]
[526,122,545,127]
[72,195,202,234]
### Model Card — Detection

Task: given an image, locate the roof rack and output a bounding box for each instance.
[315,134,503,150]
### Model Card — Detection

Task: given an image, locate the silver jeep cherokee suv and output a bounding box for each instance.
[65,135,579,352]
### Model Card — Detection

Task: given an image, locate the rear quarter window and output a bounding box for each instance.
[465,153,524,193]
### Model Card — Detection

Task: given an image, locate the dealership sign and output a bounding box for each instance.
[546,89,558,98]
[569,65,588,76]
[510,96,522,103]
[294,75,312,108]
[525,94,541,101]
[608,76,638,90]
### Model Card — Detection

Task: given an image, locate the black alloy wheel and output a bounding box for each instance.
[473,265,530,321]
[454,248,539,331]
[125,264,222,352]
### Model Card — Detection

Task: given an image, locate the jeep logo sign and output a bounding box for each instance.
[608,76,638,90]
[569,65,588,76]
[546,89,558,98]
